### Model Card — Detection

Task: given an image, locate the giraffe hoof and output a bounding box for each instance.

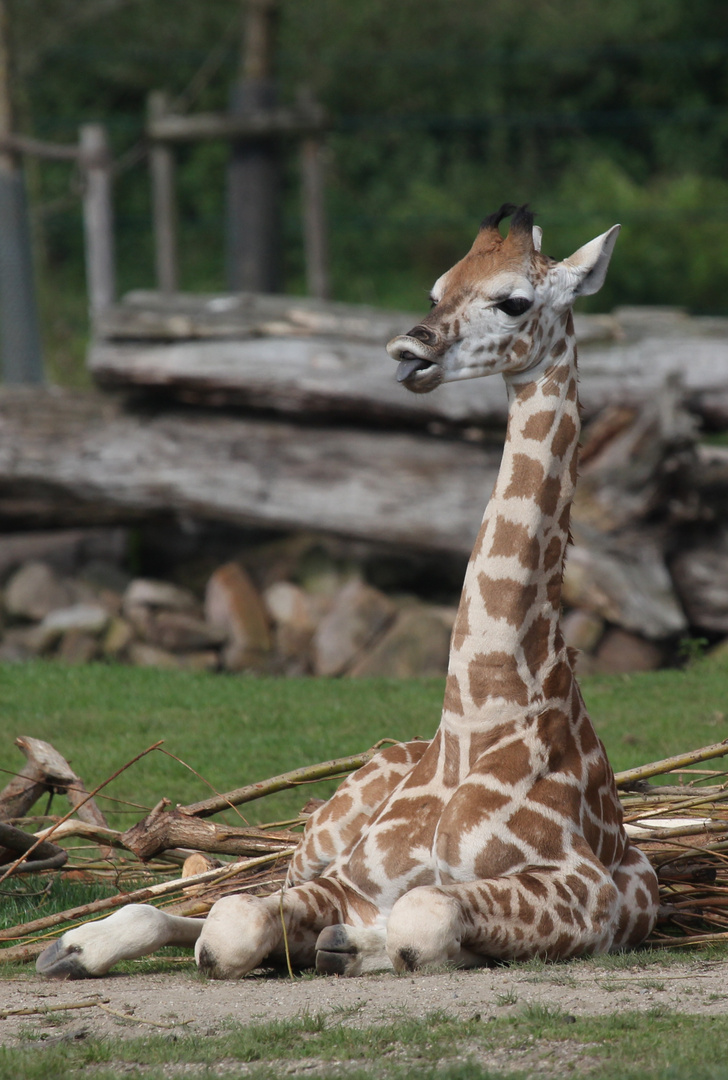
[315,924,390,976]
[315,925,358,976]
[36,939,91,980]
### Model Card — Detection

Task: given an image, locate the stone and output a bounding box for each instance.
[0,528,127,582]
[56,630,100,665]
[204,562,272,671]
[312,579,396,676]
[349,604,452,678]
[562,609,605,654]
[123,578,200,615]
[36,604,110,651]
[3,562,74,622]
[670,527,728,634]
[130,609,227,653]
[592,629,663,674]
[103,616,135,659]
[128,642,185,670]
[178,650,220,672]
[264,581,319,666]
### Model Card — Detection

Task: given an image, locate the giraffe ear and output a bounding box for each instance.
[532,226,543,252]
[557,224,621,302]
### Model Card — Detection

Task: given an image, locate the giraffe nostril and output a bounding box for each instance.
[408,325,438,346]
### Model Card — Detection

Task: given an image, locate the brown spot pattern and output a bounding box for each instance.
[504,453,545,502]
[522,410,556,442]
[479,572,538,627]
[551,414,577,459]
[488,516,541,569]
[469,651,529,707]
[443,672,464,716]
[521,614,551,677]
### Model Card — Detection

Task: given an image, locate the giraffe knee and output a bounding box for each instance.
[386,888,464,972]
[195,895,278,979]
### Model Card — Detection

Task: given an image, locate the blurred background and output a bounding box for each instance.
[0,0,726,681]
[8,0,728,384]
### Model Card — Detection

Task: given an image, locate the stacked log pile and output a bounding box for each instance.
[0,292,727,675]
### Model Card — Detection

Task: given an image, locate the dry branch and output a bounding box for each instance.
[0,849,295,943]
[0,736,110,835]
[122,804,300,860]
[178,748,379,818]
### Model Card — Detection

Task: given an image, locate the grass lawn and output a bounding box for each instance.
[2,659,728,1079]
[3,1002,728,1079]
[1,659,727,827]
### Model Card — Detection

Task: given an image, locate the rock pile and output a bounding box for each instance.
[0,511,719,678]
[0,528,456,678]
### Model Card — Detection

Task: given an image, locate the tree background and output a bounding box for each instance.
[9,0,728,381]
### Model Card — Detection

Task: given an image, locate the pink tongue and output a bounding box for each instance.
[396,358,427,383]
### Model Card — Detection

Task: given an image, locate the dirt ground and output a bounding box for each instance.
[3,957,728,1046]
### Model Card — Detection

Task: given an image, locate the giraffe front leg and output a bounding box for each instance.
[195,878,360,979]
[36,904,203,979]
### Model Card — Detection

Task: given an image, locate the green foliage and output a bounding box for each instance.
[4,1,728,381]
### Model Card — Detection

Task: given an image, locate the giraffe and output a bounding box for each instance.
[36,205,659,981]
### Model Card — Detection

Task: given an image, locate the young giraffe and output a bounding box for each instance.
[36,205,659,981]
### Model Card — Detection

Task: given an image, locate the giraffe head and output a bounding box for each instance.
[388,204,619,393]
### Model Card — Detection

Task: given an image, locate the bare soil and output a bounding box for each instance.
[2,957,728,1046]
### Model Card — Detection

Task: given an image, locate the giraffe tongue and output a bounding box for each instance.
[396,356,431,383]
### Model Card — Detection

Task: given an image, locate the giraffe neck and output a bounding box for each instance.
[442,316,580,734]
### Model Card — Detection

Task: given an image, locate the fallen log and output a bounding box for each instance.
[0,388,500,556]
[89,297,728,427]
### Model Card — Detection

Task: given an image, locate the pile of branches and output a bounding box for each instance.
[3,736,728,966]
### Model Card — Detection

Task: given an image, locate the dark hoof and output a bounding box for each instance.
[36,940,91,980]
[316,948,354,976]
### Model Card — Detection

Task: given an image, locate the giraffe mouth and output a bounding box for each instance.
[395,352,436,383]
[387,336,443,394]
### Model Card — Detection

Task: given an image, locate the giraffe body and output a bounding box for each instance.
[36,206,659,982]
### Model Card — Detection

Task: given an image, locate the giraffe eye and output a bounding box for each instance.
[429,296,438,309]
[496,296,532,317]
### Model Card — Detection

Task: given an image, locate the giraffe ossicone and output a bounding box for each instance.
[36,205,659,981]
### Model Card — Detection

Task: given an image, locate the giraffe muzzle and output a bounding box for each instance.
[386,334,443,394]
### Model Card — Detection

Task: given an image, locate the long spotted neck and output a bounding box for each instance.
[442,315,580,734]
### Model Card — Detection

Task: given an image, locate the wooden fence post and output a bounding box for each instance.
[80,123,115,319]
[226,0,281,293]
[300,131,329,300]
[0,0,42,384]
[148,91,178,294]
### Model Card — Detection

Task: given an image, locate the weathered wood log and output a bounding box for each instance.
[0,736,109,836]
[121,805,298,860]
[89,297,728,426]
[0,821,68,874]
[0,388,500,556]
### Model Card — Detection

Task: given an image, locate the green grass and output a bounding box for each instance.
[4,1007,728,1079]
[1,658,727,833]
[0,663,444,828]
[2,658,727,967]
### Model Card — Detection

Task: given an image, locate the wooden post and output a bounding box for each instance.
[299,97,330,300]
[148,91,178,294]
[226,0,281,293]
[80,123,115,319]
[0,0,43,384]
